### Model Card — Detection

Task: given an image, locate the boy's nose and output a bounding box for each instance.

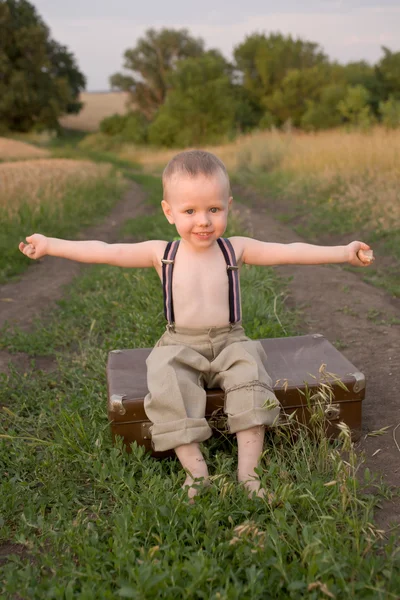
[197,212,211,226]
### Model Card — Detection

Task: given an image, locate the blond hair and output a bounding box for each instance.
[162,150,231,198]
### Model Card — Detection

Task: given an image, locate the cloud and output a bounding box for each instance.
[184,10,399,61]
[45,9,400,89]
[363,5,400,14]
[344,33,397,46]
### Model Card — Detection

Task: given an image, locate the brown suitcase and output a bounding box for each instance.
[107,333,365,457]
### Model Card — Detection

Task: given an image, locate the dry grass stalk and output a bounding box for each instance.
[0,158,112,215]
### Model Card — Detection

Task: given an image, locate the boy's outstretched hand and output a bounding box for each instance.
[347,241,374,267]
[19,234,48,260]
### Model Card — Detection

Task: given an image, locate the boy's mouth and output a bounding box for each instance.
[193,232,213,238]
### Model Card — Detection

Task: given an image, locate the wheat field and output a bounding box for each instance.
[59,91,131,132]
[119,127,400,231]
[0,159,113,216]
[0,137,49,160]
[232,128,400,230]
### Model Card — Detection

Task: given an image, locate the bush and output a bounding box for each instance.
[301,84,346,131]
[258,112,276,130]
[338,85,375,130]
[122,112,149,144]
[233,86,264,133]
[379,95,400,128]
[100,114,126,136]
[148,112,182,147]
[99,112,148,144]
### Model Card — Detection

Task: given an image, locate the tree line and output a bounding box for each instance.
[105,29,400,146]
[1,1,400,145]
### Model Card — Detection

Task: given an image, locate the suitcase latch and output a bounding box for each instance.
[109,394,126,416]
[324,403,340,420]
[352,371,365,393]
[142,422,152,440]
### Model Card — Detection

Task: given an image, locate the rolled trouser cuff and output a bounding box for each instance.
[150,417,212,452]
[226,385,281,433]
[228,406,280,433]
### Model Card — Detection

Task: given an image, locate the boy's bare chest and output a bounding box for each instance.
[172,250,229,301]
[155,241,241,326]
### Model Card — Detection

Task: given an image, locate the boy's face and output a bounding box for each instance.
[161,172,232,249]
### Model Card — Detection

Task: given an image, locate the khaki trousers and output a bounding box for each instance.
[144,323,280,452]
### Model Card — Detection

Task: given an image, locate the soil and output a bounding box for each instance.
[0,182,148,375]
[233,184,400,535]
[1,180,399,541]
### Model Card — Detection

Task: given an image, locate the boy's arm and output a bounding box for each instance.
[19,234,166,268]
[232,236,373,267]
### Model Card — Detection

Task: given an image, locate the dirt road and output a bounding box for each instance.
[1,181,399,533]
[234,185,400,533]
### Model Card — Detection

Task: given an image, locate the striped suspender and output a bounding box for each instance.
[162,238,241,325]
[217,238,241,324]
[161,240,180,325]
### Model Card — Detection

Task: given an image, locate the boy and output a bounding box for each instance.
[19,150,373,501]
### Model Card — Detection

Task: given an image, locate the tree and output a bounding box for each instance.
[232,85,264,133]
[47,40,86,114]
[375,47,400,101]
[233,32,328,108]
[342,60,383,115]
[301,83,347,130]
[148,52,235,147]
[100,111,149,143]
[264,64,334,126]
[379,96,400,129]
[0,0,85,132]
[338,85,375,130]
[110,28,205,120]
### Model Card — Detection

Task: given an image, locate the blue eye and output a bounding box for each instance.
[210,207,219,213]
[185,209,194,214]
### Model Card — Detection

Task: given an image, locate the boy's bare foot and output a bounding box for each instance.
[183,476,210,503]
[236,425,269,500]
[242,478,264,498]
[175,442,210,503]
[240,478,275,503]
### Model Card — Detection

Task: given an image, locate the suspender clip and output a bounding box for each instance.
[227,265,239,271]
[161,259,175,265]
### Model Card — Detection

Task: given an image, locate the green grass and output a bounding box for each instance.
[1,130,142,284]
[1,173,399,598]
[1,171,127,284]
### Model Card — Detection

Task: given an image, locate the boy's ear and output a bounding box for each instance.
[228,196,233,210]
[161,200,174,224]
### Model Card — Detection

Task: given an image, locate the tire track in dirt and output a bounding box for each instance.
[233,185,400,534]
[0,181,153,566]
[1,180,399,534]
[0,181,150,375]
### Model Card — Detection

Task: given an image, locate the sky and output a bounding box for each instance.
[32,0,400,91]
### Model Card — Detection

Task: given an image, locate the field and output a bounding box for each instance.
[0,137,49,159]
[0,131,399,598]
[0,143,126,282]
[111,127,400,296]
[0,159,114,215]
[59,91,131,132]
[119,127,400,230]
